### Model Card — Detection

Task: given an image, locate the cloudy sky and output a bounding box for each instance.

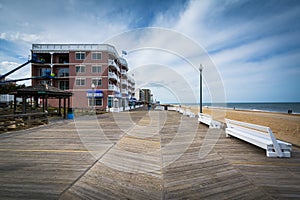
[0,0,299,103]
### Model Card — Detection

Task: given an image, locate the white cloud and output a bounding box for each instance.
[0,61,19,74]
[147,0,300,102]
[104,27,226,104]
[0,61,31,85]
[0,0,299,102]
[0,32,42,43]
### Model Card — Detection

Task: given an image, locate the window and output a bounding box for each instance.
[92,52,102,60]
[92,66,102,73]
[92,78,102,86]
[76,65,86,73]
[89,98,103,106]
[59,81,69,90]
[75,52,86,60]
[40,80,51,85]
[39,68,50,76]
[58,55,69,63]
[108,97,113,108]
[75,78,85,86]
[58,68,69,77]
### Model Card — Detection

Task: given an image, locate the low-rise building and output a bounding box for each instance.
[31,44,135,111]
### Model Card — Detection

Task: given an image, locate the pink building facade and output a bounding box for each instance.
[31,44,135,111]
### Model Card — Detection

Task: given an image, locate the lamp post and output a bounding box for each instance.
[199,64,203,113]
[49,52,54,86]
[91,83,95,112]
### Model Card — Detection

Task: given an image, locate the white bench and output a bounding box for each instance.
[167,107,177,111]
[184,109,195,118]
[225,119,292,158]
[198,113,221,129]
[155,105,164,111]
[178,108,185,114]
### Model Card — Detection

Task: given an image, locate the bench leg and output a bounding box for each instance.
[225,129,231,137]
[267,149,291,158]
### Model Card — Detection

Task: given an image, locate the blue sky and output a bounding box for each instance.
[0,0,299,103]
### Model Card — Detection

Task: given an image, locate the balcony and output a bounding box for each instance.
[57,68,69,78]
[121,79,128,85]
[118,57,128,70]
[108,84,120,92]
[128,84,134,90]
[121,69,127,75]
[128,76,135,83]
[108,72,119,81]
[108,59,120,72]
[121,89,128,94]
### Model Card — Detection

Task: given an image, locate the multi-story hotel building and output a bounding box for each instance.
[31,44,135,111]
[142,89,152,103]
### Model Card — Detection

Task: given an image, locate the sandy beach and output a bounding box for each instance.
[181,105,300,147]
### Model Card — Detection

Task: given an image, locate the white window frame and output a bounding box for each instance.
[39,68,51,76]
[58,68,69,77]
[91,65,102,73]
[75,78,86,86]
[92,78,102,86]
[58,80,69,90]
[88,98,103,107]
[75,65,86,73]
[92,52,102,60]
[75,52,86,60]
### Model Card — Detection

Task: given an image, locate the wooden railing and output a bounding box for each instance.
[0,113,48,133]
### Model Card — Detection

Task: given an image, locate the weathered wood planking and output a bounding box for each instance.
[61,111,163,199]
[160,112,271,200]
[0,113,137,199]
[0,109,299,199]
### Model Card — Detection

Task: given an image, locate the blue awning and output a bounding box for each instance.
[129,98,137,102]
[87,90,103,98]
[114,91,122,98]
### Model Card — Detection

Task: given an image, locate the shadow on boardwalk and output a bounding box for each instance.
[0,110,299,199]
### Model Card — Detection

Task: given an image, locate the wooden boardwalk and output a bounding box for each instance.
[0,109,299,199]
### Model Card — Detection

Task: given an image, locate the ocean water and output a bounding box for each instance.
[178,102,300,114]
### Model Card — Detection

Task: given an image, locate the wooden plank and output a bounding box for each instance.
[0,110,299,199]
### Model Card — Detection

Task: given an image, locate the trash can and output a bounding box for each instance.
[67,108,74,119]
[164,105,168,110]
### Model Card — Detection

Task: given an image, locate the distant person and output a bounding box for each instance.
[148,103,151,111]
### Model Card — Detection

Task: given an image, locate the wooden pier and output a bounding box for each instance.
[0,110,299,199]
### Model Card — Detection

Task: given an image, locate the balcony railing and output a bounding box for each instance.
[121,69,127,75]
[121,89,128,94]
[57,73,69,77]
[108,59,120,72]
[108,84,120,92]
[108,72,118,81]
[121,79,128,85]
[32,44,118,56]
[128,76,135,83]
[118,57,128,70]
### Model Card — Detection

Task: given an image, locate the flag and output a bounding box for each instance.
[122,50,127,55]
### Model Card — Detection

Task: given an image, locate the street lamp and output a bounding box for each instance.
[199,64,203,113]
[49,52,54,86]
[91,83,95,112]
